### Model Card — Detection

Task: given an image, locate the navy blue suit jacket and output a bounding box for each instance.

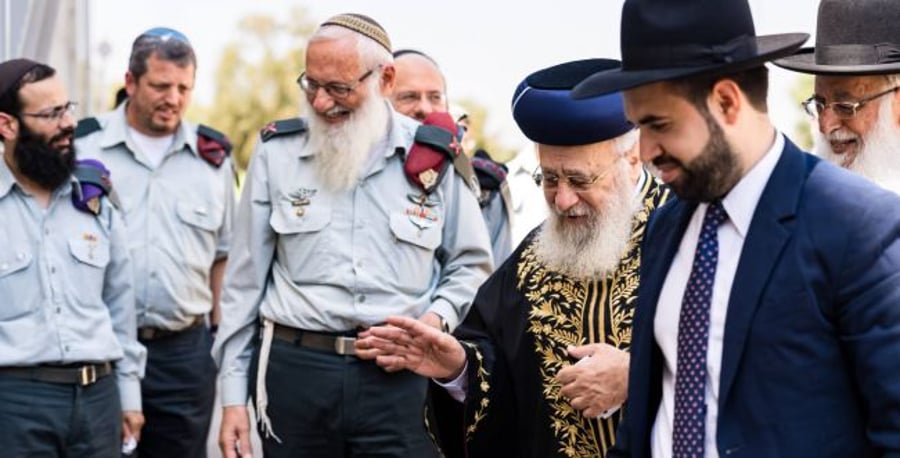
[613,138,900,457]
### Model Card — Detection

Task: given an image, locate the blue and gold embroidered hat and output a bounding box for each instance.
[511,59,633,146]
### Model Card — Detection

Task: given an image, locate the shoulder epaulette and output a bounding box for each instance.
[260,118,307,143]
[74,117,101,139]
[405,112,479,195]
[72,159,120,215]
[471,154,508,191]
[196,124,233,168]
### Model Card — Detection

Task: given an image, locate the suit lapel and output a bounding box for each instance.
[718,139,808,404]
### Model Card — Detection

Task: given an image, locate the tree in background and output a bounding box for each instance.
[456,98,517,163]
[198,8,315,172]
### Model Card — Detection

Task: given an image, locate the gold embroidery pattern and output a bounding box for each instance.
[462,341,491,442]
[520,174,668,457]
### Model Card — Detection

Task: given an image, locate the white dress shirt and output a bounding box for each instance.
[651,132,784,458]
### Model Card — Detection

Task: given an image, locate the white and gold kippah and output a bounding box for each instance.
[321,13,391,52]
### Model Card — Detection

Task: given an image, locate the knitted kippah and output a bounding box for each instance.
[321,13,391,52]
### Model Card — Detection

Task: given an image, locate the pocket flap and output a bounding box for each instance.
[176,201,222,231]
[269,199,331,234]
[0,250,32,278]
[390,213,441,250]
[68,239,110,268]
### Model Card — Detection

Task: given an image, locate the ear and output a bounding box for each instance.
[124,72,137,96]
[708,78,742,126]
[625,136,643,183]
[0,112,18,142]
[379,64,396,96]
[892,87,900,129]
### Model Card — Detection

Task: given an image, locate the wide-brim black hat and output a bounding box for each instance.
[572,0,809,99]
[774,0,900,75]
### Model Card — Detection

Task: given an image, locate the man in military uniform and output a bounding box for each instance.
[356,59,670,457]
[774,0,900,193]
[0,58,146,456]
[213,13,492,458]
[75,27,234,458]
[391,48,513,264]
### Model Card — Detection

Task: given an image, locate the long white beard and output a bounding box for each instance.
[813,96,900,193]
[532,159,639,280]
[305,88,390,192]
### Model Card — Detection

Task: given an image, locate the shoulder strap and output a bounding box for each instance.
[260,118,308,143]
[72,159,120,215]
[405,113,480,195]
[74,117,101,139]
[196,124,233,168]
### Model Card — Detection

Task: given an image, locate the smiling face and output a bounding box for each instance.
[125,53,194,136]
[624,81,742,202]
[304,36,394,125]
[812,74,900,168]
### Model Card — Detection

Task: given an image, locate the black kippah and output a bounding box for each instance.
[0,58,41,100]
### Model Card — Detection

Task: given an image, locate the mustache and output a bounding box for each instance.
[50,127,75,145]
[826,129,860,143]
[652,154,683,169]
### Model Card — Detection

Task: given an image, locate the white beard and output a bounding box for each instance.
[305,85,390,192]
[532,159,639,280]
[813,96,900,194]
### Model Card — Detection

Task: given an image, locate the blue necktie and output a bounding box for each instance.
[672,201,728,458]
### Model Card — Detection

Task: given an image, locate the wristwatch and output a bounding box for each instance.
[439,315,450,333]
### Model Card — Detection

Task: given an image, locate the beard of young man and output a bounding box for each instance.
[533,158,639,281]
[814,96,900,194]
[12,120,76,191]
[647,108,742,203]
[305,78,391,192]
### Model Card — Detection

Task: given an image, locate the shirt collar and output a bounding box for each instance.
[0,154,16,198]
[100,102,196,156]
[718,130,784,238]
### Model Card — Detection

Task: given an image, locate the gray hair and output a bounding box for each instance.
[886,74,900,87]
[610,128,640,156]
[128,34,196,79]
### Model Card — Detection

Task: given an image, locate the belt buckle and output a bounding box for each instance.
[334,337,357,356]
[79,365,97,386]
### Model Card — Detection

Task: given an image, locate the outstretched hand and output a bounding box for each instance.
[355,315,467,380]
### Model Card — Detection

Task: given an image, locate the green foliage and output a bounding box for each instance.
[197,7,315,171]
[457,98,517,163]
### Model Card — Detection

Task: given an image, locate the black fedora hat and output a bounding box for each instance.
[572,0,809,98]
[774,0,900,75]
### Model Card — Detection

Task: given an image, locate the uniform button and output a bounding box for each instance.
[44,228,50,235]
[16,252,25,261]
[356,260,364,268]
[56,307,61,314]
[50,266,56,274]
[64,345,70,352]
[358,294,366,303]
[150,271,157,278]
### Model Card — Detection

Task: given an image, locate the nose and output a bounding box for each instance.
[310,88,335,113]
[553,183,580,213]
[639,134,661,164]
[816,107,842,135]
[58,108,76,130]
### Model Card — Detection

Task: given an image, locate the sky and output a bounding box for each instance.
[89,0,822,152]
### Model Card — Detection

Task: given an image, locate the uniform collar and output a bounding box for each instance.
[99,102,198,157]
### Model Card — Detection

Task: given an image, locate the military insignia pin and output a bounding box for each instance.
[418,169,439,191]
[86,197,101,215]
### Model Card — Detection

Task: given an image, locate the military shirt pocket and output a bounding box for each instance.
[176,200,222,232]
[0,249,32,279]
[269,195,332,234]
[389,213,442,250]
[68,239,110,268]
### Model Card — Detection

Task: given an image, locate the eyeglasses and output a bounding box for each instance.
[20,101,78,123]
[297,67,378,99]
[532,162,618,193]
[802,86,899,120]
[393,91,446,107]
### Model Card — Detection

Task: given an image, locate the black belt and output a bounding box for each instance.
[0,361,113,386]
[138,315,205,341]
[272,323,358,355]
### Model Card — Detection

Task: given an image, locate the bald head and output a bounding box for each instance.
[391,52,447,121]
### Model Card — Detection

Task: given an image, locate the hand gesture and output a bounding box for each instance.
[355,315,467,381]
[556,343,629,418]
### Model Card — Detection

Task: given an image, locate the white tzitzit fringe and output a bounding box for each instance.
[255,318,282,443]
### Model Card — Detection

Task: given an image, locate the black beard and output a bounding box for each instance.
[13,121,76,190]
[656,110,742,202]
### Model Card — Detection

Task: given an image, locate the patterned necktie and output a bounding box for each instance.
[672,201,728,458]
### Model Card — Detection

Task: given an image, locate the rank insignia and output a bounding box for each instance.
[86,197,101,215]
[285,188,317,217]
[418,169,439,190]
[405,192,441,230]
